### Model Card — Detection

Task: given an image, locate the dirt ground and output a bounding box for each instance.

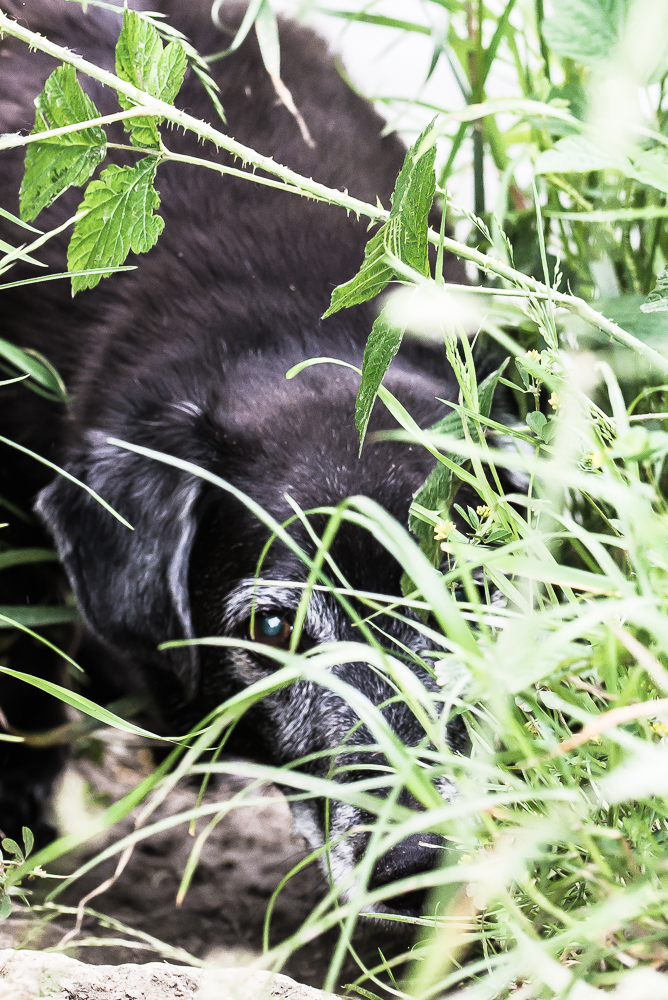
[2,731,411,993]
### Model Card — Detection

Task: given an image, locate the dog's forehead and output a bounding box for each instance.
[214,357,447,523]
[219,351,445,438]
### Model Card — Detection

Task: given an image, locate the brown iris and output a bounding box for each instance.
[249,614,293,649]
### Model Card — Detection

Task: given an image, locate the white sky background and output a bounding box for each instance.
[271,0,526,216]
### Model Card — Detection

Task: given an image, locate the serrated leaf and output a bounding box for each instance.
[389,120,436,276]
[67,157,164,293]
[408,364,506,563]
[641,267,668,313]
[115,9,187,149]
[323,225,396,317]
[19,65,106,221]
[355,308,404,448]
[323,120,436,318]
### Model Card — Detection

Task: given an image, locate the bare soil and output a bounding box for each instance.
[3,732,409,993]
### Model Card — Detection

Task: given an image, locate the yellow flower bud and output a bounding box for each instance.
[434,519,455,542]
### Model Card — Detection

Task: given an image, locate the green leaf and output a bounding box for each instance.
[254,0,281,79]
[67,157,164,293]
[565,294,668,344]
[642,267,668,313]
[536,137,668,197]
[0,606,79,629]
[0,434,133,530]
[632,148,668,196]
[0,548,58,572]
[1,839,22,860]
[19,65,106,222]
[389,121,436,276]
[323,120,436,318]
[22,828,34,859]
[0,665,165,742]
[311,10,435,33]
[324,226,396,317]
[542,0,631,66]
[0,894,12,921]
[535,135,632,176]
[526,410,548,438]
[0,338,68,402]
[408,363,507,563]
[355,308,404,448]
[0,206,42,233]
[115,9,187,149]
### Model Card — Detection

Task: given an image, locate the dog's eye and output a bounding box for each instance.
[249,614,293,649]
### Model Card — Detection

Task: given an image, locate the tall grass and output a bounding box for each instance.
[3,1,668,998]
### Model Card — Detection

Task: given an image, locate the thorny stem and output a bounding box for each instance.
[106,143,316,198]
[0,12,376,218]
[2,11,668,375]
[430,229,668,374]
[0,106,147,149]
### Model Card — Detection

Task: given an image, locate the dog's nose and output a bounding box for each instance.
[368,832,443,913]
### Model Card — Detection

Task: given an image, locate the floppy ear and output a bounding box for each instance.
[35,430,202,697]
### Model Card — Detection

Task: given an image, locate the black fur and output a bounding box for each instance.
[0,0,469,909]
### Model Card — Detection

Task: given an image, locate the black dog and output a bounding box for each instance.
[0,0,468,912]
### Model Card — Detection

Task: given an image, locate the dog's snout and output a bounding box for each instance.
[369,832,443,914]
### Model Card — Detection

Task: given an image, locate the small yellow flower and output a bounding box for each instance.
[476,505,491,519]
[434,518,455,542]
[653,721,668,737]
[583,450,604,469]
[525,349,541,362]
[548,391,562,410]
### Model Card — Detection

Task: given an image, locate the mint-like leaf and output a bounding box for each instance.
[115,9,187,149]
[323,120,437,319]
[19,65,106,222]
[355,307,404,448]
[324,225,396,317]
[67,157,164,293]
[327,123,437,445]
[389,120,436,276]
